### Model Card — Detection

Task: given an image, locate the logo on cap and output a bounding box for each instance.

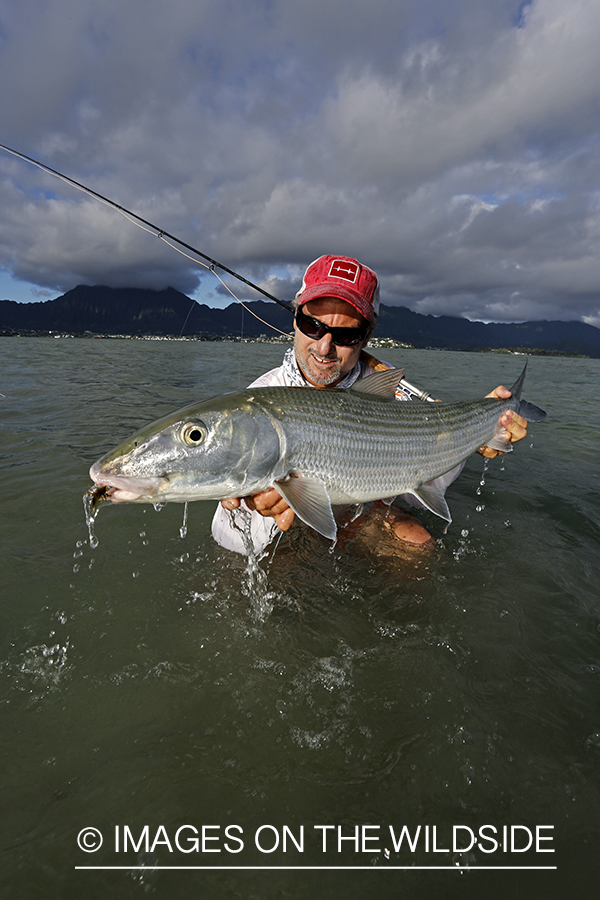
[328,259,359,283]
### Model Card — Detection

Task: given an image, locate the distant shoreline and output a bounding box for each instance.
[0,329,589,357]
[3,286,598,356]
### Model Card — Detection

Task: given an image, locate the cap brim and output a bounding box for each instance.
[297,284,375,323]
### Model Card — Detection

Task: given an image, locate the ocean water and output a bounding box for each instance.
[1,336,599,899]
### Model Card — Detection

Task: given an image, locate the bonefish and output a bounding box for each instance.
[89,364,546,540]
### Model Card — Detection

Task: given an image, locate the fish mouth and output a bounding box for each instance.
[89,463,166,504]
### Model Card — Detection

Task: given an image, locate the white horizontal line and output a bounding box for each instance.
[75,865,558,871]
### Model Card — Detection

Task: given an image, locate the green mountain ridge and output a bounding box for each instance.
[1,284,599,356]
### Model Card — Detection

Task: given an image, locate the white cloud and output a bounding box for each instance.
[1,0,600,324]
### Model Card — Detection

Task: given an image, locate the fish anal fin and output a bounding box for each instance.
[275,475,337,541]
[410,482,452,526]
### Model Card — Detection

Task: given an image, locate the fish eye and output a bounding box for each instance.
[180,420,207,446]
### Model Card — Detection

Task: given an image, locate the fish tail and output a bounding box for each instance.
[516,398,547,422]
[508,362,528,400]
[484,362,546,452]
[509,361,547,422]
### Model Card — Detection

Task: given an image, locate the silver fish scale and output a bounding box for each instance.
[254,387,515,501]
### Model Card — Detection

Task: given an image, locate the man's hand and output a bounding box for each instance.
[477,385,528,458]
[220,490,296,531]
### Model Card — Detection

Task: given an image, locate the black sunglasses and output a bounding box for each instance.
[295,305,370,347]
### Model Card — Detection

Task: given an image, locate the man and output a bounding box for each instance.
[211,255,527,555]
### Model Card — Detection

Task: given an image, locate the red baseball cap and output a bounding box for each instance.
[295,255,380,323]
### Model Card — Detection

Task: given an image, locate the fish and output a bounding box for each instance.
[89,363,546,541]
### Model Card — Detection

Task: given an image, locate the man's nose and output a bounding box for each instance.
[315,332,335,355]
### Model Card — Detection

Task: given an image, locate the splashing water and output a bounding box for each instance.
[227,505,279,622]
[82,490,101,549]
[179,502,189,539]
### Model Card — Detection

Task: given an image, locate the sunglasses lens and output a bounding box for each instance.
[296,308,367,346]
[333,330,364,346]
[296,311,324,340]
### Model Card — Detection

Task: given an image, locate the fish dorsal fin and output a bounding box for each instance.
[274,475,337,541]
[409,482,452,526]
[349,367,404,399]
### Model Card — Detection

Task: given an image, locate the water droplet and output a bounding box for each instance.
[461,529,469,538]
[476,504,485,512]
[180,502,189,539]
[584,732,600,751]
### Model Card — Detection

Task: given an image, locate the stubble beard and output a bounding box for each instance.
[296,346,346,386]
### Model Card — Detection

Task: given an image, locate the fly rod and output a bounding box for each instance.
[0,143,435,400]
[0,142,294,313]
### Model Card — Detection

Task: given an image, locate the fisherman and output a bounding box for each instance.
[211,255,527,555]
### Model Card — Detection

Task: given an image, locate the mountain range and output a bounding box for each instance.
[1,284,599,357]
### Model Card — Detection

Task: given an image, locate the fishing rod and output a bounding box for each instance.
[0,143,435,400]
[0,142,294,313]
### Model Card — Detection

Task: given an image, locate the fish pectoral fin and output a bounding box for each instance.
[410,483,452,525]
[349,368,404,399]
[275,476,337,541]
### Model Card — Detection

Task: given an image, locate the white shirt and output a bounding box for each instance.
[211,358,464,555]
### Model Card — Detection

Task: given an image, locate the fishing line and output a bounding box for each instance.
[238,303,245,390]
[0,142,294,335]
[156,237,290,337]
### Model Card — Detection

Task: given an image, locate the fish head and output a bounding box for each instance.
[89,392,282,504]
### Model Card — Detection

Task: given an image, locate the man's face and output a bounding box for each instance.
[293,297,371,387]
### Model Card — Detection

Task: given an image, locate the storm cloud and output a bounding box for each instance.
[1,0,599,324]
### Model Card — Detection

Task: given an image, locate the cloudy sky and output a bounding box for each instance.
[1,0,599,325]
